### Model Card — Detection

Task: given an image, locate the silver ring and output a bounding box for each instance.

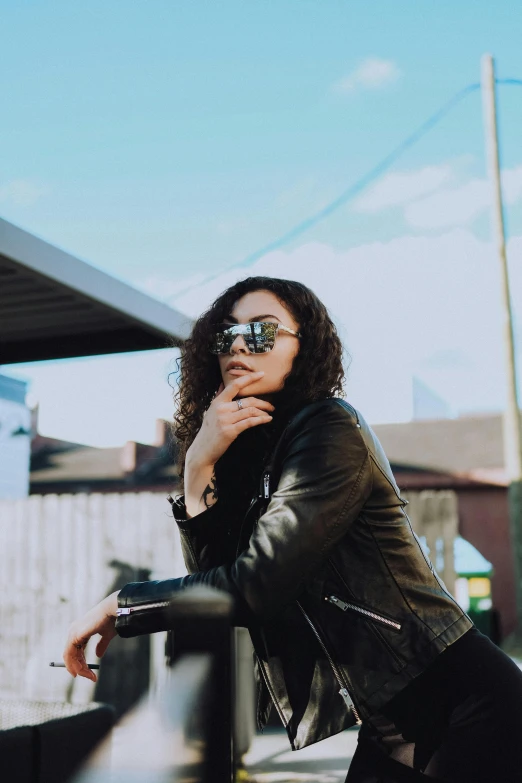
[236,399,243,410]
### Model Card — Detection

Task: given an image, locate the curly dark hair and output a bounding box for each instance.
[173,276,347,483]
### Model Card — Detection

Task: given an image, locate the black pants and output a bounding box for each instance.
[345,628,522,782]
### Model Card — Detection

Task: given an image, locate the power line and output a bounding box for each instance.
[498,78,522,87]
[170,78,521,303]
[239,84,480,266]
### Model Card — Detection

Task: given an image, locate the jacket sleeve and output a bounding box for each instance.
[115,400,373,636]
[168,494,226,574]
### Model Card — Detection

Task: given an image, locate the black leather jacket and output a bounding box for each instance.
[115,398,472,750]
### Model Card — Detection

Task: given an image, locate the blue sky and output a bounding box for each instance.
[2,1,522,446]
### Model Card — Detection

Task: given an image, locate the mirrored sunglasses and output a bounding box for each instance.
[209,322,300,354]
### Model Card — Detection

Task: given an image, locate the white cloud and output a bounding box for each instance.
[171,229,522,421]
[332,58,401,94]
[405,178,488,229]
[405,165,522,229]
[499,165,522,203]
[0,179,49,207]
[8,230,522,445]
[355,165,453,212]
[352,162,522,229]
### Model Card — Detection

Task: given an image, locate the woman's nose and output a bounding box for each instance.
[230,334,250,353]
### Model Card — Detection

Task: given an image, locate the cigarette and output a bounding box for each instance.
[49,662,100,670]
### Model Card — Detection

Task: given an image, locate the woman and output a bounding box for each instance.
[64,276,522,782]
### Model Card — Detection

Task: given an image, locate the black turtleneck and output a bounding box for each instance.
[212,389,304,559]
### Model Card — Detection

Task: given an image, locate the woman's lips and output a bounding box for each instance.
[227,368,255,376]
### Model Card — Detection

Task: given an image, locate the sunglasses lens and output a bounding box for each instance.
[248,322,277,352]
[209,323,277,354]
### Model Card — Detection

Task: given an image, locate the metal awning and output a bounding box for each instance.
[0,218,193,363]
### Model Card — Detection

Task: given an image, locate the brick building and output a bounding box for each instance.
[373,413,515,638]
[30,418,178,496]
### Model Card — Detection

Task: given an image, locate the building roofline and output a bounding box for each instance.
[0,218,194,362]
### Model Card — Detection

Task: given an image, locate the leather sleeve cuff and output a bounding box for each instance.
[167,493,222,533]
[114,574,255,635]
[115,578,185,638]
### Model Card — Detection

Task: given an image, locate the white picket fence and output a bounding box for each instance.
[0,492,186,702]
[0,488,458,703]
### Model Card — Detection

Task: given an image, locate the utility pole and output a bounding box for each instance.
[481,53,522,644]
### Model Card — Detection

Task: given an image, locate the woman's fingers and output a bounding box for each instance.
[63,596,118,680]
[63,632,97,681]
[218,372,265,401]
[229,406,273,425]
[95,628,117,659]
[190,373,272,466]
[230,396,275,413]
[77,658,97,682]
[233,413,274,433]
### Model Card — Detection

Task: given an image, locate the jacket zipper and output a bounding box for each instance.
[235,494,261,558]
[234,470,271,558]
[325,595,402,631]
[263,473,270,499]
[116,600,169,616]
[296,600,362,725]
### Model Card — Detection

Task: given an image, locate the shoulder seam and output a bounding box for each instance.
[368,453,406,505]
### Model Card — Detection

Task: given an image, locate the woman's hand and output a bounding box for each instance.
[187,371,275,470]
[184,372,275,518]
[63,591,120,682]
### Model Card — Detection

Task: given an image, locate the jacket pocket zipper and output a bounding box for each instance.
[296,600,362,725]
[116,600,169,616]
[325,595,402,631]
